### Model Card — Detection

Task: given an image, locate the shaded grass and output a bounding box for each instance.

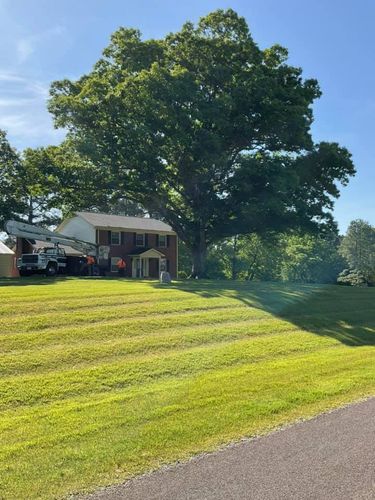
[0,278,374,499]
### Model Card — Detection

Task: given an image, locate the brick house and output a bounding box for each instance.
[58,212,178,278]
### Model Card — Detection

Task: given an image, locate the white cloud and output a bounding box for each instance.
[16,39,34,63]
[0,11,68,149]
[0,71,66,149]
[15,25,66,63]
[0,72,25,83]
[0,97,35,107]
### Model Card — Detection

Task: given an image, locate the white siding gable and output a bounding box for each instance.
[58,216,96,243]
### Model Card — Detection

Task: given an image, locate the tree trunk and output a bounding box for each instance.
[190,232,207,278]
[245,249,259,281]
[231,235,238,280]
[246,269,256,281]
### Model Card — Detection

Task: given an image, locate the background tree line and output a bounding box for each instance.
[179,220,375,285]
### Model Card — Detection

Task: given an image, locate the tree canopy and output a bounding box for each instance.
[48,9,355,276]
[340,219,375,281]
[0,134,144,228]
[0,130,23,226]
[182,229,344,284]
[0,132,61,226]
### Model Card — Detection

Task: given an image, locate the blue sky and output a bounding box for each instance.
[0,0,374,232]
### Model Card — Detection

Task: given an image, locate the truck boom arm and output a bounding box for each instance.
[4,220,97,255]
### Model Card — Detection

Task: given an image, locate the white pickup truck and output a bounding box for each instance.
[17,246,67,276]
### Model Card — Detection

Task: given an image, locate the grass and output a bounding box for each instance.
[0,277,374,499]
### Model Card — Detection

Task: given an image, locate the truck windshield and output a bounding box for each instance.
[37,248,55,254]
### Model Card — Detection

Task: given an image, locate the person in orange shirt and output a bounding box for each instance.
[86,255,95,276]
[116,257,126,277]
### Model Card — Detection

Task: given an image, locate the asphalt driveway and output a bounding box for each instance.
[87,397,375,500]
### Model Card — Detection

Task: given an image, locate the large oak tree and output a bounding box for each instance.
[49,9,355,276]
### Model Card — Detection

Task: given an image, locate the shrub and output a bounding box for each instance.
[337,269,369,287]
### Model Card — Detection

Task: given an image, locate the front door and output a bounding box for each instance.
[132,258,139,278]
[148,258,160,278]
[132,258,149,278]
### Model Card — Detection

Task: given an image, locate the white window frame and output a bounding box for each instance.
[111,257,121,272]
[158,234,167,248]
[110,231,121,246]
[136,233,145,247]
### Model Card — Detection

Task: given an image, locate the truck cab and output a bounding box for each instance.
[17,246,67,276]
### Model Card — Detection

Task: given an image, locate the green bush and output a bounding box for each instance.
[337,269,369,287]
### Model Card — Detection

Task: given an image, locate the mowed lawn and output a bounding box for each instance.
[0,278,374,499]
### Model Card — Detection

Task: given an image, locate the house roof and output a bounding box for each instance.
[128,247,166,258]
[74,212,175,234]
[0,241,14,255]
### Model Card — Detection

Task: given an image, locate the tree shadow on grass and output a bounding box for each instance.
[0,276,97,287]
[154,280,375,347]
[0,276,141,287]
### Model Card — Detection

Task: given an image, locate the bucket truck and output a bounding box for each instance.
[5,220,98,277]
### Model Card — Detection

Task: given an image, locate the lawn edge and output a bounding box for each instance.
[76,394,375,500]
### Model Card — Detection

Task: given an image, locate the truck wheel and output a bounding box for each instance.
[45,264,57,277]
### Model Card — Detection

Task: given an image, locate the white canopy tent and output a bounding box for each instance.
[0,241,16,277]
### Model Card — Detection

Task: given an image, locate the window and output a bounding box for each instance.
[158,234,167,248]
[136,233,145,247]
[111,231,120,245]
[111,257,121,272]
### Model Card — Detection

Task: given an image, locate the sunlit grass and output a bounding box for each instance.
[0,277,374,499]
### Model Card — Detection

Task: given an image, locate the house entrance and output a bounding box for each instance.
[130,248,166,278]
[132,257,149,278]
